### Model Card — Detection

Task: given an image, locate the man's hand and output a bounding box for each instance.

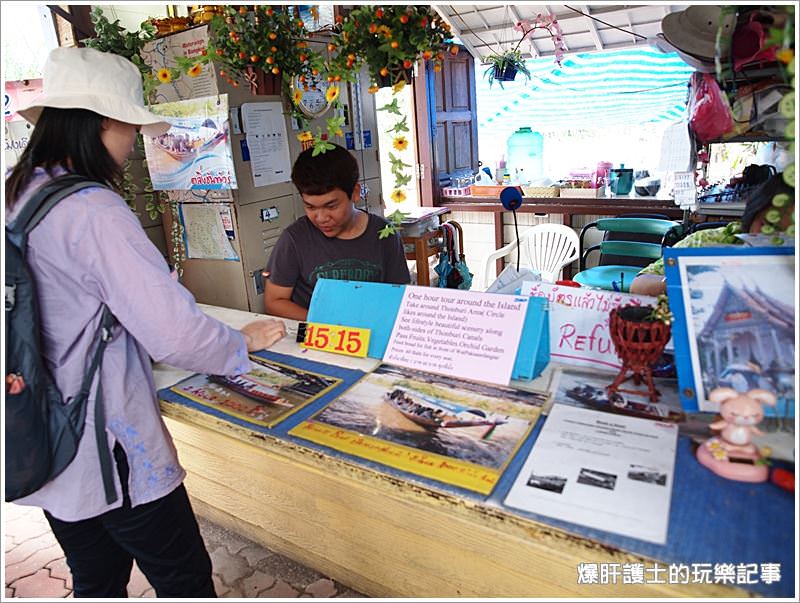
[240,319,287,351]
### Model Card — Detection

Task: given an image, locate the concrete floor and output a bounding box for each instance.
[3,501,366,598]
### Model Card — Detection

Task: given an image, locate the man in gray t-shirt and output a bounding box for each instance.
[265,144,410,320]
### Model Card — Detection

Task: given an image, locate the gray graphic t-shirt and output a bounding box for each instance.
[267,211,410,309]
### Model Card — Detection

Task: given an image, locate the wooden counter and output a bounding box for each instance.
[154,305,789,598]
[439,195,685,228]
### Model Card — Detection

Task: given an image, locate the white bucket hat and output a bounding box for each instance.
[661,6,735,60]
[17,47,170,137]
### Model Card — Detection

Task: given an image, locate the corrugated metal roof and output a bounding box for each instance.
[476,47,694,134]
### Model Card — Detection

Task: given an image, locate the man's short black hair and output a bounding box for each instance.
[291,143,359,197]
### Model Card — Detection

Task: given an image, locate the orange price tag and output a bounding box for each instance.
[300,322,371,358]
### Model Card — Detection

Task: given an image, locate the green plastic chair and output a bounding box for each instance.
[573,218,683,292]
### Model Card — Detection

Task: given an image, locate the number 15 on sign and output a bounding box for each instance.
[301,322,371,358]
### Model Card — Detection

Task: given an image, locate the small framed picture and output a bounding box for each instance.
[664,246,795,417]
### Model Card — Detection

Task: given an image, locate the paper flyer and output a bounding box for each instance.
[143,94,237,190]
[290,364,547,494]
[504,403,678,544]
[383,287,529,386]
[241,101,292,187]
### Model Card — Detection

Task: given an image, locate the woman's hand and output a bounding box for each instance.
[240,319,287,351]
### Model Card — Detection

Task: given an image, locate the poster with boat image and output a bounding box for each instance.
[288,364,548,495]
[169,355,341,428]
[143,94,236,190]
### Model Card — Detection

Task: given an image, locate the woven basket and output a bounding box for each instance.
[609,307,671,370]
[522,186,560,198]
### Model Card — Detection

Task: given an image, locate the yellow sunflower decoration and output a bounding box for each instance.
[156,68,172,84]
[390,189,407,203]
[186,63,202,78]
[392,80,406,94]
[325,86,340,103]
[292,89,303,105]
[393,136,409,152]
[297,131,313,143]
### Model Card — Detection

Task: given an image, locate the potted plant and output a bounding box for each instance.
[607,295,673,403]
[483,15,567,88]
[484,49,530,87]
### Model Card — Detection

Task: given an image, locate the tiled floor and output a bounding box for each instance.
[3,501,365,598]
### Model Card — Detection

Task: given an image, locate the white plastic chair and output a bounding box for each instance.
[481,224,580,289]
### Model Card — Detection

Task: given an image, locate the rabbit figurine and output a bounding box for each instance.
[696,387,777,482]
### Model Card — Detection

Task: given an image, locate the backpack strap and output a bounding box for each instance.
[8,174,107,236]
[78,305,118,505]
[9,174,118,504]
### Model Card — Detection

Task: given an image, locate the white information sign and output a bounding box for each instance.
[241,102,292,187]
[383,287,528,386]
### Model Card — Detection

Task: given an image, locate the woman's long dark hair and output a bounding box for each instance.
[5,107,121,209]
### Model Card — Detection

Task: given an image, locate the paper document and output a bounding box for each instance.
[504,403,678,544]
[241,102,292,187]
[658,122,693,172]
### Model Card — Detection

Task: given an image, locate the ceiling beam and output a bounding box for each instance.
[580,5,604,51]
[432,5,480,60]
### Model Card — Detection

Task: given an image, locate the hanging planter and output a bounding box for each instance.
[493,63,518,82]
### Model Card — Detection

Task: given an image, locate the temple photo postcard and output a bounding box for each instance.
[169,355,342,428]
[665,247,794,417]
[288,364,549,495]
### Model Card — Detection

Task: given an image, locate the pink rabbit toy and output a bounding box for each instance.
[696,387,776,482]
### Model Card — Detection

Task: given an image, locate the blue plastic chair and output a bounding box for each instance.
[573,218,683,292]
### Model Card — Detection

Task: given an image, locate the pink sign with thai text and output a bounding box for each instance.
[521,281,658,372]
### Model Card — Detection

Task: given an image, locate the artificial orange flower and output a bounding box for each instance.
[368,85,380,94]
[156,68,172,83]
[776,48,794,64]
[292,89,303,105]
[297,131,313,142]
[390,189,407,203]
[186,63,202,78]
[325,86,340,103]
[393,136,409,151]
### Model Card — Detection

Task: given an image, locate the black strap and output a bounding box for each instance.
[9,174,107,235]
[81,305,119,505]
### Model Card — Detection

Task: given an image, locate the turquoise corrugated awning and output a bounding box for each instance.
[476,48,694,134]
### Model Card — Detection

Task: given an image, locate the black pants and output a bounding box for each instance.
[44,445,215,598]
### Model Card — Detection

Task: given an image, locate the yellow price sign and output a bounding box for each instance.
[300,322,370,358]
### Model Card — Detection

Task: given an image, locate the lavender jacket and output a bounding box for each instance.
[7,168,253,521]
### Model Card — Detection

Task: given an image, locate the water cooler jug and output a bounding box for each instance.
[506,127,544,185]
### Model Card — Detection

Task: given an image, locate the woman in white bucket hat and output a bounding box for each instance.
[6,47,286,597]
